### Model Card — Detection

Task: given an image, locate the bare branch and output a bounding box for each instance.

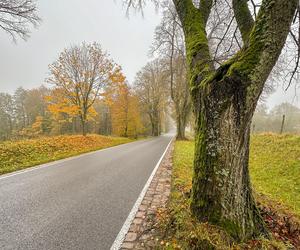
[0,0,41,41]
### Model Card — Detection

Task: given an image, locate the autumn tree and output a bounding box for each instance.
[134,59,169,136]
[30,115,47,136]
[110,84,141,137]
[104,69,143,138]
[128,0,299,241]
[46,88,81,135]
[0,0,40,41]
[47,42,115,136]
[175,0,298,240]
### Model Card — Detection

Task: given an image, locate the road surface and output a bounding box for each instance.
[0,135,173,250]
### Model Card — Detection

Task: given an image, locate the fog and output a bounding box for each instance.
[0,0,160,92]
[0,0,298,109]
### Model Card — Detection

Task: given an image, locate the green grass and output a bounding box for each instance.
[173,134,300,218]
[156,134,299,249]
[0,134,133,175]
[250,134,300,216]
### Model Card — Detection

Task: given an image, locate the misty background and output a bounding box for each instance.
[0,0,299,110]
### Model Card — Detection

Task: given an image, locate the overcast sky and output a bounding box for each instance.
[0,1,160,91]
[0,0,299,109]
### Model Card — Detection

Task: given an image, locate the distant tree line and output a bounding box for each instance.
[252,103,300,134]
[0,82,149,141]
[0,42,172,141]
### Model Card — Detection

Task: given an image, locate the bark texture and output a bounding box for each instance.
[149,111,160,136]
[171,57,191,140]
[173,0,298,241]
[176,113,187,140]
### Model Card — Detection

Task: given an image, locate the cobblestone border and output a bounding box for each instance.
[120,141,174,249]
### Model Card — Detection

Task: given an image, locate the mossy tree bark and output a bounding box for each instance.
[152,121,160,136]
[172,66,191,140]
[173,0,298,241]
[176,113,186,140]
[149,111,160,136]
[175,102,190,140]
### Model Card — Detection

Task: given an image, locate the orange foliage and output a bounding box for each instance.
[46,66,143,137]
[46,88,98,133]
[105,70,144,137]
[46,88,80,121]
[31,116,44,135]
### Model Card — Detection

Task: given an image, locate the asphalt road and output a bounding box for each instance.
[0,135,173,250]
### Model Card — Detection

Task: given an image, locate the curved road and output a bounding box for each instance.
[0,135,173,250]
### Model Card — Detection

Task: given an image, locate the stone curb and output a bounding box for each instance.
[120,141,174,249]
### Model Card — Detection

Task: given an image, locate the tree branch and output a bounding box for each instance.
[199,0,213,25]
[173,0,214,93]
[225,0,299,110]
[232,0,254,44]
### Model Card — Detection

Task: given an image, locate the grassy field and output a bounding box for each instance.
[156,134,299,249]
[250,134,300,216]
[0,134,132,175]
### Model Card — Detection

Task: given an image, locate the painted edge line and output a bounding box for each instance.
[110,136,174,250]
[0,137,153,181]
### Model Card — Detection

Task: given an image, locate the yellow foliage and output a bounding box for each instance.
[104,71,144,137]
[0,135,132,175]
[31,116,44,135]
[46,88,98,131]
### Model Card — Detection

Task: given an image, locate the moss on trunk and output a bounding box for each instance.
[190,70,268,241]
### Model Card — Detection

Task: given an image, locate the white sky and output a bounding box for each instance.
[0,0,160,92]
[0,0,299,109]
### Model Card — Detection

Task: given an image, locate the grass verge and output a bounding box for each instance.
[250,134,300,216]
[155,134,299,249]
[0,134,133,175]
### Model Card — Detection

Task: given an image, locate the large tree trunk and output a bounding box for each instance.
[176,117,185,140]
[152,122,159,136]
[80,113,87,136]
[72,117,76,134]
[81,121,87,136]
[150,112,160,136]
[190,76,267,240]
[176,113,187,140]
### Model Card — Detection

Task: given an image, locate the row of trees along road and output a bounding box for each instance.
[134,59,171,137]
[0,1,171,139]
[0,42,157,140]
[150,3,192,139]
[127,0,300,241]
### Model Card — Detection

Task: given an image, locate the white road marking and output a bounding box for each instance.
[110,136,174,250]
